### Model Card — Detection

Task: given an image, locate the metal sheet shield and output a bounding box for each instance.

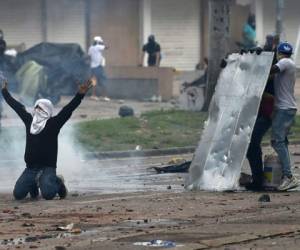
[186,52,274,191]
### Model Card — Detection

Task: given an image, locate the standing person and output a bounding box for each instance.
[1,78,93,200]
[269,42,298,191]
[140,35,161,67]
[88,36,110,101]
[0,33,7,132]
[242,14,256,50]
[245,35,279,191]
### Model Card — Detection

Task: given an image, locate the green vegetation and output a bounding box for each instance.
[73,110,208,151]
[74,111,300,151]
[1,111,299,153]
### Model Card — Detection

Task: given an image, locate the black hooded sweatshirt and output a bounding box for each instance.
[2,88,84,169]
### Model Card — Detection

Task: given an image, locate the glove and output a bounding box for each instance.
[255,47,263,55]
[249,47,263,55]
[249,48,255,54]
[239,49,248,55]
[220,58,227,68]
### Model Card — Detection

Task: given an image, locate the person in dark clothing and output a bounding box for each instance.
[140,35,161,67]
[245,35,279,191]
[0,38,7,132]
[1,78,92,200]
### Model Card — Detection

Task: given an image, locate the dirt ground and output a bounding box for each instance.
[1,81,300,250]
[1,147,300,250]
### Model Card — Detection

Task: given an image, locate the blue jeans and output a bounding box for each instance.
[13,167,63,200]
[271,109,296,177]
[91,66,107,86]
[247,116,272,184]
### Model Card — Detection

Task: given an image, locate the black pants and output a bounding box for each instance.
[13,167,63,200]
[246,116,272,184]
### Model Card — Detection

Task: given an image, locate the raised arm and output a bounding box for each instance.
[1,80,31,124]
[54,79,93,128]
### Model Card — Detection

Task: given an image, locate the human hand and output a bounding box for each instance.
[1,80,7,90]
[78,79,93,94]
[255,47,263,55]
[220,58,227,68]
[239,49,248,55]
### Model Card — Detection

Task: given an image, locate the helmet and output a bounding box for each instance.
[93,36,103,43]
[277,42,293,55]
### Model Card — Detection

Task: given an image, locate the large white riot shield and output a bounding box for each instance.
[186,52,274,191]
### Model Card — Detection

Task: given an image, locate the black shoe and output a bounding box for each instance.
[245,182,264,191]
[57,175,68,199]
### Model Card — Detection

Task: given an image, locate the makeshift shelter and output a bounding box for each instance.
[16,42,90,104]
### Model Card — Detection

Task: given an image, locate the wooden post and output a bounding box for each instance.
[202,0,231,111]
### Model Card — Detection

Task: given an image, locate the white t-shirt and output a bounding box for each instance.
[88,44,106,68]
[274,57,297,110]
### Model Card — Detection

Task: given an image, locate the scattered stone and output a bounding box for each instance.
[118,105,134,117]
[21,212,32,218]
[55,246,66,250]
[167,185,172,190]
[71,193,79,197]
[25,236,38,242]
[258,194,271,202]
[2,209,12,213]
[22,223,35,227]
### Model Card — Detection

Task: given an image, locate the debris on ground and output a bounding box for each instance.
[153,161,191,173]
[258,194,271,202]
[134,239,178,248]
[56,223,82,234]
[118,105,134,117]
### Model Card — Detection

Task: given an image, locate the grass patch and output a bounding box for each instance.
[1,111,300,153]
[74,110,208,151]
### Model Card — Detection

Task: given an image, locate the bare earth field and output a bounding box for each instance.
[1,148,300,250]
[0,79,300,250]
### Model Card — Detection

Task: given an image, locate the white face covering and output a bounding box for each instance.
[30,99,54,135]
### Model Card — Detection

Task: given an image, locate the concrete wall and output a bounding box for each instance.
[200,0,251,61]
[230,4,251,50]
[256,0,300,46]
[151,0,201,71]
[90,0,140,67]
[255,0,300,66]
[105,66,174,100]
[0,0,43,49]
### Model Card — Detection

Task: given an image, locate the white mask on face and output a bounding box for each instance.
[30,99,54,135]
